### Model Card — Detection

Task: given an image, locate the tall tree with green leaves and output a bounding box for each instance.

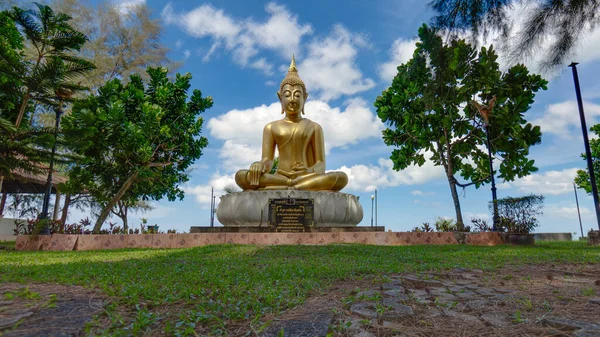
[574,124,600,195]
[0,6,89,197]
[430,0,600,69]
[375,25,547,229]
[8,3,95,128]
[63,67,211,233]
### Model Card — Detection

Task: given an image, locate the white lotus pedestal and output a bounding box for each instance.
[214,190,365,230]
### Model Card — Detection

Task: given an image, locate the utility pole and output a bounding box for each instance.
[570,62,600,231]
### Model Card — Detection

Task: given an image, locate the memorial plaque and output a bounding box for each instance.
[268,198,314,232]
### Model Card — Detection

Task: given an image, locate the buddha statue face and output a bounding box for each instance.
[278,84,307,116]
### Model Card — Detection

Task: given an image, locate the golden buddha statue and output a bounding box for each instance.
[235,56,348,192]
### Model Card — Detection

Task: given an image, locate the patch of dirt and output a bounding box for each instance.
[0,283,104,337]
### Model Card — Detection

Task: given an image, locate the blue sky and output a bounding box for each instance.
[87,0,600,235]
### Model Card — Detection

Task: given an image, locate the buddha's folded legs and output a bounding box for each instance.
[235,170,291,190]
[293,172,348,191]
[235,170,348,191]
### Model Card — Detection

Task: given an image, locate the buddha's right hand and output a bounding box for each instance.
[249,161,265,186]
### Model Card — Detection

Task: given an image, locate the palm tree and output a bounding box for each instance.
[430,0,600,69]
[8,3,95,127]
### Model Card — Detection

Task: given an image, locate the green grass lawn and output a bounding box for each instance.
[0,241,598,336]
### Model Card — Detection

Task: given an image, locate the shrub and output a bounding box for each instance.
[471,218,492,232]
[491,194,544,233]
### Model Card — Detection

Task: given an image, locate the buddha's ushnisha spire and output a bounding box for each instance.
[279,54,306,94]
[289,54,297,72]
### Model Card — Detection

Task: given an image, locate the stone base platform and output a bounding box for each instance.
[216,190,363,227]
[190,226,385,233]
[15,232,504,251]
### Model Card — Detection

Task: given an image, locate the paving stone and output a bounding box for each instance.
[475,288,498,297]
[455,290,478,298]
[544,317,600,331]
[350,302,378,319]
[441,309,482,325]
[575,329,600,337]
[353,330,376,337]
[480,313,512,327]
[357,290,378,300]
[466,299,489,310]
[409,289,429,299]
[382,283,405,292]
[263,311,333,337]
[421,279,443,286]
[383,290,410,301]
[428,287,451,296]
[0,311,34,329]
[381,298,414,319]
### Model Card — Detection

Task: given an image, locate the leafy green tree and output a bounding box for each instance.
[574,124,600,194]
[8,3,95,128]
[375,25,547,229]
[63,67,211,233]
[430,0,600,69]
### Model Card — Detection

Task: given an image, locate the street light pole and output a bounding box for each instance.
[574,183,584,238]
[370,195,374,227]
[569,62,600,231]
[374,188,378,227]
[210,187,214,227]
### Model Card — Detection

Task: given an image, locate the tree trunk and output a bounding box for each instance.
[447,177,464,231]
[123,205,128,232]
[93,171,138,233]
[60,194,71,225]
[0,187,6,218]
[53,190,61,220]
[15,90,31,128]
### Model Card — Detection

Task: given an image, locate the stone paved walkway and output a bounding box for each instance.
[0,284,103,337]
[262,266,600,336]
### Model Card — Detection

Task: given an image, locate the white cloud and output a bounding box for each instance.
[411,190,436,196]
[378,38,417,82]
[501,168,579,195]
[113,0,145,15]
[183,50,191,60]
[129,203,176,221]
[546,204,591,219]
[532,100,600,139]
[337,156,445,193]
[208,99,383,171]
[265,80,276,86]
[162,2,311,74]
[299,25,375,101]
[182,173,237,208]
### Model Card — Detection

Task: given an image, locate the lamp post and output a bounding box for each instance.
[370,194,374,227]
[574,183,584,238]
[374,188,378,227]
[212,195,216,227]
[210,187,214,227]
[471,97,499,231]
[569,62,600,231]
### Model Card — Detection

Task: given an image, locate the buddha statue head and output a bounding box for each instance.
[277,55,308,115]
